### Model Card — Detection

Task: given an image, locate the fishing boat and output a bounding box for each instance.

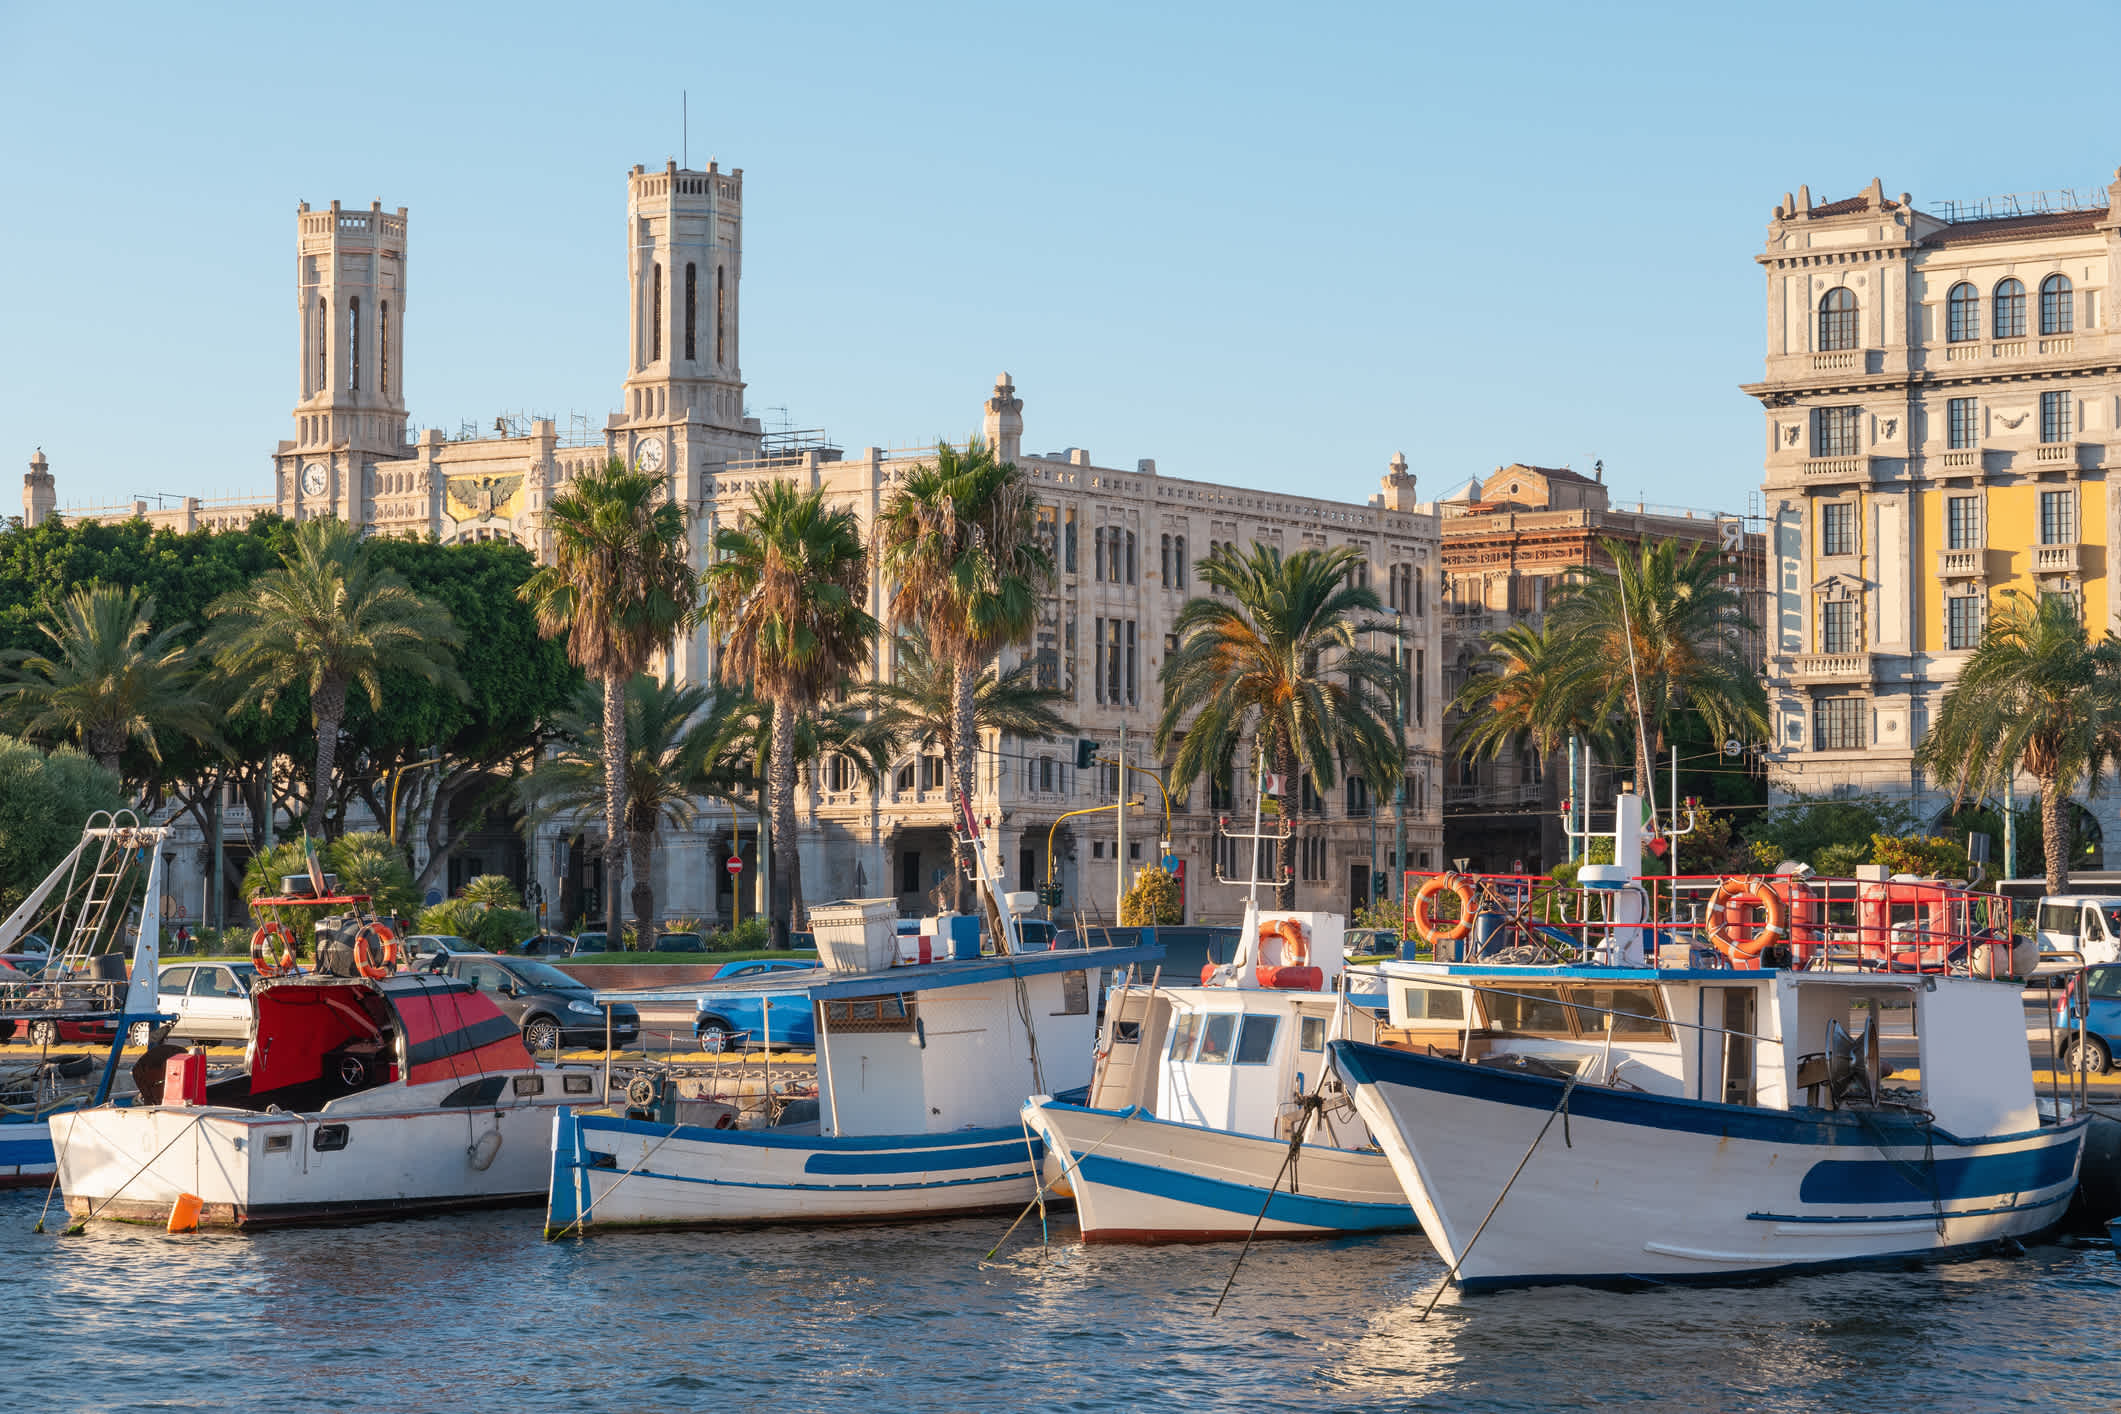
[546,793,1160,1235]
[1332,789,2088,1290]
[1021,798,1415,1242]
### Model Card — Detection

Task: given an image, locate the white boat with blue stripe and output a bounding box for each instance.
[1023,907,1416,1243]
[551,941,1158,1233]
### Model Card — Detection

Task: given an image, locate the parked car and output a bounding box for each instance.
[694,958,822,1051]
[573,931,610,954]
[401,934,475,964]
[519,933,578,958]
[432,953,640,1052]
[1347,928,1403,959]
[151,962,259,1045]
[2035,896,2121,966]
[2055,962,2121,1074]
[19,1016,117,1048]
[654,932,706,953]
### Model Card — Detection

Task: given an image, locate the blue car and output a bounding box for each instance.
[694,958,822,1051]
[2055,963,2121,1075]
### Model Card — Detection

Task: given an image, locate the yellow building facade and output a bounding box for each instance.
[1749,172,2121,855]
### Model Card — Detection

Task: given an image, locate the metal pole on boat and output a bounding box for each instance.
[1670,745,1680,885]
[1566,736,1579,863]
[603,1003,613,1104]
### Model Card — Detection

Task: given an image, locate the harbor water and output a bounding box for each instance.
[3,1189,2115,1411]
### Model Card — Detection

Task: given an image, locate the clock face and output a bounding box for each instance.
[301,463,328,497]
[635,437,665,474]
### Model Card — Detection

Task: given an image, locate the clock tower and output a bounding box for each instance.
[275,199,410,524]
[612,160,759,505]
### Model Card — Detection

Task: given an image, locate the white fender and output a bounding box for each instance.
[468,1129,503,1172]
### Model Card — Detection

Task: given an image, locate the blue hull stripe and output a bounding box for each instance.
[1330,1039,2081,1152]
[804,1142,1028,1176]
[1073,1152,1418,1231]
[0,1137,54,1166]
[604,1165,1032,1194]
[1799,1146,2079,1205]
[1749,1191,2074,1225]
[571,1112,1028,1153]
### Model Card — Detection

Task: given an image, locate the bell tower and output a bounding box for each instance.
[613,159,758,503]
[277,199,409,523]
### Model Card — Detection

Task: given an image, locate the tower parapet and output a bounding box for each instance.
[23,449,54,527]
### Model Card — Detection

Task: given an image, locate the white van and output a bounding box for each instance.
[2034,896,2121,966]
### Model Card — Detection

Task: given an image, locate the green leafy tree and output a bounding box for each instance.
[856,626,1072,761]
[1451,621,1610,773]
[1869,833,1972,881]
[1916,591,2121,893]
[416,897,536,952]
[518,458,697,948]
[459,874,523,907]
[204,517,466,837]
[328,831,421,918]
[1156,543,1403,907]
[1120,865,1183,926]
[518,675,750,942]
[873,440,1056,907]
[0,736,126,915]
[1745,795,1919,872]
[704,481,878,947]
[0,585,220,777]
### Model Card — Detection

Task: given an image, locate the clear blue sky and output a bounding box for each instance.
[6,1,2119,515]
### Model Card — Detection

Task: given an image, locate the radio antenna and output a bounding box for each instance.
[683,90,688,168]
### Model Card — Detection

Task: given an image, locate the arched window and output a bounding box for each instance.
[379,301,390,396]
[2041,274,2074,335]
[685,263,697,361]
[1160,534,1171,584]
[1946,282,1979,342]
[651,263,662,362]
[1994,278,2026,339]
[1174,536,1186,590]
[348,296,360,391]
[1817,287,1858,351]
[314,298,327,392]
[716,265,726,364]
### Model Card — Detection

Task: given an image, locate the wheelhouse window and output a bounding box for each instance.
[1477,984,1575,1037]
[1234,1014,1279,1064]
[2041,274,2074,335]
[1168,1011,1202,1060]
[1397,985,1466,1025]
[1298,1015,1328,1051]
[1947,397,1977,450]
[1993,279,2027,339]
[1946,282,1979,342]
[1817,287,1858,351]
[1196,1013,1236,1063]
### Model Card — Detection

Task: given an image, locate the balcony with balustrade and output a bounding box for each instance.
[1785,653,1874,686]
[2032,542,2083,575]
[1936,548,1987,580]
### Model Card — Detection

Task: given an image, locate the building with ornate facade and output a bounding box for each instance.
[1749,171,2121,863]
[1437,465,1765,873]
[23,157,1445,927]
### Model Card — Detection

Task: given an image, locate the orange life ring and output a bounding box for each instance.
[1412,874,1474,944]
[1257,918,1311,968]
[1704,876,1787,962]
[249,922,295,976]
[353,923,396,980]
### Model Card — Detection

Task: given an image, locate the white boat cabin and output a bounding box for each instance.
[1371,962,2041,1137]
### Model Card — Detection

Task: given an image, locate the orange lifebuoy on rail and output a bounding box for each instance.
[1705,876,1787,963]
[1257,919,1311,968]
[353,923,398,980]
[1412,874,1475,944]
[250,922,295,976]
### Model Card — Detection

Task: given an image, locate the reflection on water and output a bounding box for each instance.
[2,1191,2111,1412]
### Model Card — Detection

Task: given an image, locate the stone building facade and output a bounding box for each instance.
[1437,465,1765,873]
[1748,171,2121,866]
[23,156,1444,927]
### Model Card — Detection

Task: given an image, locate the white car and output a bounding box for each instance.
[2034,896,2121,967]
[147,962,259,1045]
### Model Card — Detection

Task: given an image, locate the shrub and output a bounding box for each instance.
[330,832,420,917]
[1120,867,1184,926]
[460,874,522,908]
[706,917,770,951]
[0,738,125,917]
[414,898,531,952]
[1870,833,1971,881]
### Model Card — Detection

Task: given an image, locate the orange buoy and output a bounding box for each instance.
[167,1192,203,1234]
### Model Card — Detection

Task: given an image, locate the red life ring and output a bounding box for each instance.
[1705,876,1787,963]
[353,923,397,980]
[1412,875,1474,944]
[250,922,295,976]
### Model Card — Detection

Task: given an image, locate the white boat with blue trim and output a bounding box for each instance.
[1023,908,1417,1243]
[1335,789,2089,1290]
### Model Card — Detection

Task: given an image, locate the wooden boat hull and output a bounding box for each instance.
[1333,1039,2088,1290]
[1022,1097,1416,1242]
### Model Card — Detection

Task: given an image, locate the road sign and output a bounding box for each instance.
[1161,854,1180,871]
[727,856,744,876]
[424,888,443,907]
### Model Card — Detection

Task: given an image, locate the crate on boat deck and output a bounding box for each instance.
[811,899,899,974]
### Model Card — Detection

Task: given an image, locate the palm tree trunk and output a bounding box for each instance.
[629,825,656,942]
[88,725,123,779]
[769,696,799,950]
[601,672,628,948]
[951,657,979,914]
[307,675,349,838]
[2041,779,2071,893]
[1274,726,1296,910]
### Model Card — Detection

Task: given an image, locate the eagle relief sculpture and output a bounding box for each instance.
[446,474,524,523]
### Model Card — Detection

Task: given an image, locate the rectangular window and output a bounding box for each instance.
[1946,595,1981,650]
[1196,1013,1236,1063]
[1168,1012,1202,1060]
[1816,406,1861,457]
[1300,834,1326,881]
[715,265,725,363]
[1401,986,1465,1022]
[1094,528,1106,581]
[1820,599,1856,654]
[2042,391,2074,444]
[1125,620,1137,705]
[651,264,662,362]
[898,850,917,894]
[1814,696,1865,751]
[1174,537,1186,590]
[1093,616,1105,702]
[1234,1014,1279,1064]
[1127,530,1138,585]
[1064,511,1077,574]
[1947,397,1977,450]
[1298,1015,1327,1052]
[1480,985,1575,1037]
[1946,496,1979,550]
[1040,757,1054,792]
[1414,648,1426,727]
[1819,502,1856,557]
[685,263,697,361]
[2042,489,2076,545]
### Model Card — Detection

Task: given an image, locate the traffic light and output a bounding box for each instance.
[1075,737,1098,770]
[1373,873,1389,901]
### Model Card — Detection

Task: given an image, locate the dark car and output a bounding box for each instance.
[694,958,822,1051]
[574,931,610,954]
[435,953,640,1052]
[519,933,578,958]
[654,932,706,953]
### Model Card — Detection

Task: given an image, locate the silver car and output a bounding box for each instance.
[149,962,258,1045]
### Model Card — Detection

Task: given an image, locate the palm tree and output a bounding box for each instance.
[1156,542,1404,907]
[1450,621,1606,766]
[518,457,697,945]
[873,439,1055,905]
[1918,591,2121,892]
[518,675,751,940]
[1545,538,1766,822]
[205,518,464,836]
[704,480,878,946]
[0,585,219,777]
[856,626,1073,763]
